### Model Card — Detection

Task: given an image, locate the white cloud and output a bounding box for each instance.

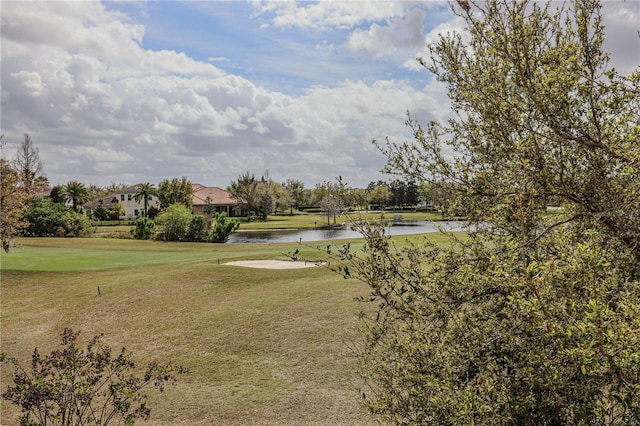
[346,8,427,59]
[1,0,636,190]
[251,0,437,30]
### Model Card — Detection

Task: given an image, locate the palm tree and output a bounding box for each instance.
[62,180,90,211]
[133,183,157,218]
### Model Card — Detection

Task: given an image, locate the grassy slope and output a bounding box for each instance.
[1,238,375,425]
[1,231,459,424]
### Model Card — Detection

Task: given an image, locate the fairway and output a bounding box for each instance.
[1,237,376,425]
[1,245,221,271]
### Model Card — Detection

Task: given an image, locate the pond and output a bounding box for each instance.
[227,221,466,244]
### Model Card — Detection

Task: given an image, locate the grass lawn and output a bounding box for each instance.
[1,237,378,425]
[1,232,458,424]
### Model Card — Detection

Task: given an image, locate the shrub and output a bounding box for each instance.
[131,217,155,240]
[188,214,211,242]
[156,203,192,241]
[23,199,93,237]
[1,328,187,426]
[210,212,240,243]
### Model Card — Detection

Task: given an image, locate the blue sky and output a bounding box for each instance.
[1,1,638,189]
[115,1,440,93]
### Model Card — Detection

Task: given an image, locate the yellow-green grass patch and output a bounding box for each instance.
[1,233,461,424]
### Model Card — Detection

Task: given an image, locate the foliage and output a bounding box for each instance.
[156,203,192,241]
[131,217,155,240]
[1,328,186,426]
[316,180,346,224]
[0,156,28,252]
[210,212,240,243]
[62,180,90,212]
[158,177,193,209]
[273,182,294,213]
[110,203,126,220]
[347,0,640,424]
[283,179,308,212]
[188,214,211,242]
[228,171,276,220]
[12,133,48,197]
[367,182,392,208]
[91,205,110,221]
[59,211,93,237]
[49,185,66,203]
[256,180,276,219]
[133,183,157,218]
[23,199,93,237]
[146,206,159,219]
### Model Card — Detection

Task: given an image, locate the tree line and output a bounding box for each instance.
[1,134,445,249]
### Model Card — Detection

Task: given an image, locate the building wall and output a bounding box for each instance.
[116,193,160,220]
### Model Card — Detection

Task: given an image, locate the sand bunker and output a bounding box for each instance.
[225,260,322,269]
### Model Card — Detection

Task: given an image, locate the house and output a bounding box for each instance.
[191,184,244,217]
[83,184,160,220]
[34,185,52,200]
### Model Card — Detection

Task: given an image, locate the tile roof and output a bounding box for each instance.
[192,184,240,206]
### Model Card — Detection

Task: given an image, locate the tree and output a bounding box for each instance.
[345,1,640,424]
[158,177,193,209]
[61,180,90,212]
[210,212,240,243]
[367,183,391,209]
[256,177,276,220]
[23,199,93,237]
[188,214,211,242]
[12,133,48,197]
[273,182,294,214]
[133,183,157,218]
[317,181,346,225]
[228,172,258,218]
[110,202,126,220]
[156,203,192,241]
[2,328,186,426]
[49,185,66,203]
[283,179,307,213]
[0,154,28,252]
[228,171,277,220]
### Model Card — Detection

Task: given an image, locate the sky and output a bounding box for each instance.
[1,1,639,189]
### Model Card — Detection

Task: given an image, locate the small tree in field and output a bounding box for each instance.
[210,212,240,243]
[2,328,186,426]
[131,217,155,240]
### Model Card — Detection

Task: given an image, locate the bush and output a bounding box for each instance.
[91,205,110,221]
[210,212,240,243]
[156,203,192,241]
[23,199,93,237]
[131,217,155,240]
[188,215,211,242]
[2,328,186,426]
[59,211,93,237]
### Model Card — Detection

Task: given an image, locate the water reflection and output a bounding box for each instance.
[227,221,464,244]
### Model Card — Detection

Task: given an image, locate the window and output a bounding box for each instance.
[134,209,139,217]
[121,194,125,201]
[128,194,132,201]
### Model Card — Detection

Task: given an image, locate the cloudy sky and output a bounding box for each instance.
[1,1,638,189]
